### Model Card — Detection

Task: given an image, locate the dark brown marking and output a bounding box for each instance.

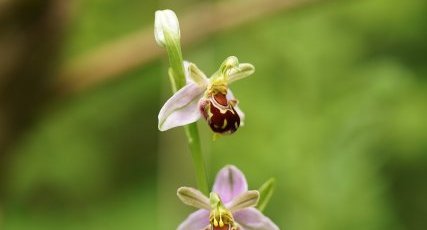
[207,100,240,134]
[214,93,228,106]
[200,92,241,134]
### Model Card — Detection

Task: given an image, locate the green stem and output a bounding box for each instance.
[164,31,209,195]
[185,124,209,195]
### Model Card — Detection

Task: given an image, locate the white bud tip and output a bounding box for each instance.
[154,9,180,47]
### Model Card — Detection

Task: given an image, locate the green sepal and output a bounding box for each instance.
[256,178,276,212]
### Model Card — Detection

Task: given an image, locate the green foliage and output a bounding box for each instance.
[4,0,427,229]
[257,178,276,212]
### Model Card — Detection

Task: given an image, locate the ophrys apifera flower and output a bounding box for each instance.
[177,165,279,230]
[158,56,254,135]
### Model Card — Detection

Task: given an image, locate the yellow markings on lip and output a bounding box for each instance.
[222,119,228,129]
[219,109,228,114]
[206,103,214,120]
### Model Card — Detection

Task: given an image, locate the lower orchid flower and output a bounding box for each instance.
[158,56,255,135]
[177,165,279,230]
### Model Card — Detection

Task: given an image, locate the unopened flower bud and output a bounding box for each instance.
[154,9,180,47]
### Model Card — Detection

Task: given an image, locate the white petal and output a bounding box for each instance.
[234,207,279,230]
[158,83,205,131]
[228,63,255,84]
[154,9,180,47]
[177,209,210,230]
[177,187,210,210]
[226,90,245,126]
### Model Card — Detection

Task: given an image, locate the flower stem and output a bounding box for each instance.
[184,124,209,195]
[164,32,209,195]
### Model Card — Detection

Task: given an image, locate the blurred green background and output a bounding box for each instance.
[1,0,426,229]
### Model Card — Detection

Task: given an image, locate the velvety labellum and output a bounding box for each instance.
[200,93,240,134]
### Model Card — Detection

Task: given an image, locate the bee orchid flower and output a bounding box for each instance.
[158,56,255,134]
[177,165,279,230]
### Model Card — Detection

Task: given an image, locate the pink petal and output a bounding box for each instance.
[177,209,210,230]
[226,90,245,125]
[234,207,279,230]
[158,82,205,131]
[212,165,248,203]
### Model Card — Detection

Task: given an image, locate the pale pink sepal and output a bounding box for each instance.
[212,165,248,203]
[234,207,280,230]
[177,209,210,230]
[158,82,205,131]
